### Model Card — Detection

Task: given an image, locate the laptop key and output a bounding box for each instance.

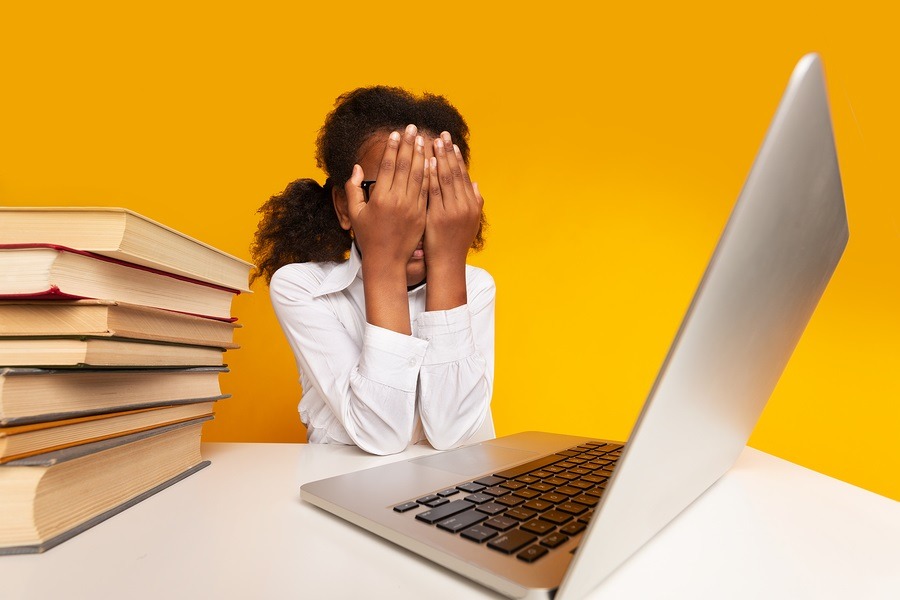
[438,488,460,497]
[504,507,537,521]
[558,502,589,515]
[568,480,593,490]
[540,492,567,504]
[541,532,569,548]
[488,529,537,554]
[530,482,555,492]
[457,482,486,493]
[422,497,449,508]
[493,454,567,479]
[475,475,506,487]
[483,486,510,497]
[539,510,572,526]
[484,516,517,531]
[416,500,475,524]
[512,488,541,500]
[464,493,493,504]
[437,509,487,533]
[475,502,507,516]
[460,525,498,543]
[500,480,525,490]
[560,521,587,535]
[495,495,525,507]
[572,494,599,507]
[517,544,549,563]
[416,494,442,505]
[522,499,554,512]
[521,519,556,535]
[393,502,419,513]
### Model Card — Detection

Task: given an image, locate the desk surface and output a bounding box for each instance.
[1,442,898,599]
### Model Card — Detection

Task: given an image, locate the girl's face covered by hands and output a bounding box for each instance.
[352,129,437,287]
[334,125,484,290]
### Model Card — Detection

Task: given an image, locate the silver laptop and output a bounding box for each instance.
[300,53,848,599]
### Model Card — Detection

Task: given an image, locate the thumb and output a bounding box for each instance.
[344,164,366,214]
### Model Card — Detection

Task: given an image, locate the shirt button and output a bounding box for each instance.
[408,358,417,367]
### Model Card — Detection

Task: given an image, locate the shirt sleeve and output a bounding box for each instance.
[269,266,428,455]
[414,268,496,450]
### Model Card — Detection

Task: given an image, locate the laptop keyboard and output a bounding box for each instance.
[392,440,623,563]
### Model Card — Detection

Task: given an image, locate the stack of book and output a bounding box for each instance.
[0,207,253,554]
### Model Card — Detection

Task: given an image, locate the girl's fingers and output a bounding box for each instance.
[376,130,402,192]
[345,164,367,215]
[419,158,430,205]
[390,124,418,196]
[435,132,473,207]
[428,155,441,207]
[408,133,427,206]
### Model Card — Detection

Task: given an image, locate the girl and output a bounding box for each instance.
[251,87,495,455]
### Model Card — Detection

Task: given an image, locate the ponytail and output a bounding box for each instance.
[250,178,353,285]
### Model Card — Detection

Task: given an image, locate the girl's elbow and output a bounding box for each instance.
[346,412,413,456]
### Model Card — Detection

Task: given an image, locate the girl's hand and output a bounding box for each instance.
[425,131,484,271]
[423,131,484,311]
[345,124,430,268]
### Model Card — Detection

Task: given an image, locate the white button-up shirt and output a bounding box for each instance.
[269,245,495,455]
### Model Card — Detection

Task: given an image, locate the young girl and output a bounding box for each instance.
[251,87,495,455]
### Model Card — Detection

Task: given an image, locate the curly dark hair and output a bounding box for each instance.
[250,86,487,285]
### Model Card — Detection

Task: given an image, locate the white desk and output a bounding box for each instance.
[1,443,898,599]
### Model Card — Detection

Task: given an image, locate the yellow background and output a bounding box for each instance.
[2,2,898,500]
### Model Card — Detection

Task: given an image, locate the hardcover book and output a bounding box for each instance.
[0,367,227,425]
[0,300,240,348]
[0,244,238,320]
[0,418,210,554]
[0,402,215,463]
[0,207,253,292]
[0,336,225,368]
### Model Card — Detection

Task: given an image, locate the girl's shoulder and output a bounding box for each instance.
[269,260,344,300]
[465,265,496,302]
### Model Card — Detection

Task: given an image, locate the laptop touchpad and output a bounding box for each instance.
[411,444,537,476]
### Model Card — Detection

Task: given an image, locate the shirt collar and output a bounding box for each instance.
[311,242,428,298]
[312,242,363,298]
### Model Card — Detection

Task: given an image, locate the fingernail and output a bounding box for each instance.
[390,131,400,141]
[405,124,417,136]
[430,157,437,168]
[473,182,480,194]
[442,131,452,143]
[435,138,444,151]
[416,135,424,147]
[453,144,461,155]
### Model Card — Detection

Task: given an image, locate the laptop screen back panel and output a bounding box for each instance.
[557,54,848,599]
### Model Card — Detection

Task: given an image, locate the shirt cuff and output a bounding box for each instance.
[359,323,428,392]
[415,304,477,365]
